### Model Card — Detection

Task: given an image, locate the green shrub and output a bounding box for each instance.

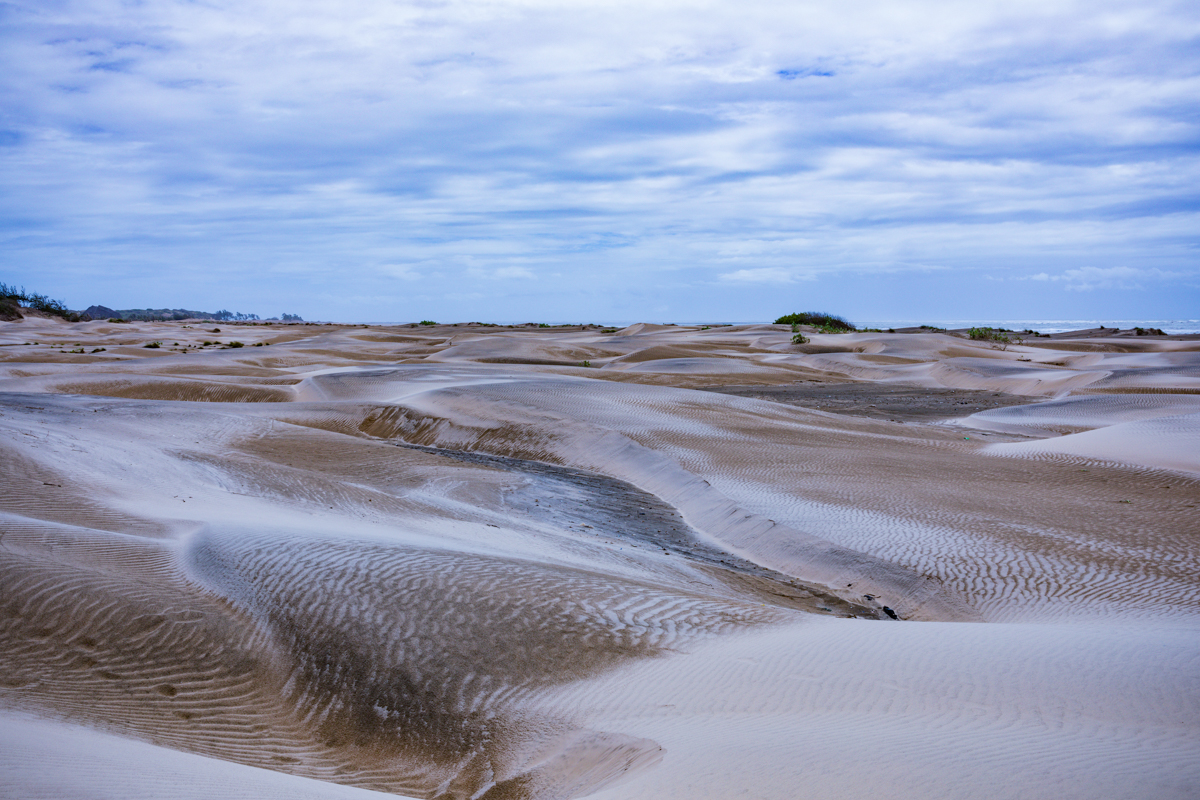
[968,327,1023,350]
[791,332,809,344]
[228,341,244,348]
[143,341,161,349]
[775,311,854,331]
[419,320,436,326]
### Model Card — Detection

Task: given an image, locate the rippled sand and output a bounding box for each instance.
[1,318,1198,799]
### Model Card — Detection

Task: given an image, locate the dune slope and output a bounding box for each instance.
[1,319,1197,799]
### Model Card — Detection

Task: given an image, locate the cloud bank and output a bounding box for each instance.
[1,0,1197,321]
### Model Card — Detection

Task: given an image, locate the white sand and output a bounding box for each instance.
[1,317,1197,798]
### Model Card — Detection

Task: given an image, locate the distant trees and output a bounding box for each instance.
[0,282,81,321]
[212,309,260,321]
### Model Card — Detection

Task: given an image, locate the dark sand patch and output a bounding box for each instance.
[698,382,1033,424]
[391,443,892,620]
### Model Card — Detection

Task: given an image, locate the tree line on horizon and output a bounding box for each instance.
[0,284,301,323]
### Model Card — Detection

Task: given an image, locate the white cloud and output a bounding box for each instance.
[1023,266,1187,291]
[1,0,1198,319]
[381,264,422,281]
[491,266,536,280]
[717,267,809,284]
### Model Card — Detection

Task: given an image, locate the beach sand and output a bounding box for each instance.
[1,318,1197,799]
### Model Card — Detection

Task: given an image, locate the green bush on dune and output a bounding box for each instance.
[968,327,1023,350]
[775,311,854,332]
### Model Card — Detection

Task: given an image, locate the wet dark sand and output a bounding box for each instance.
[698,383,1033,424]
[391,443,890,620]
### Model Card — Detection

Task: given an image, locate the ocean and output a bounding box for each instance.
[852,319,1200,335]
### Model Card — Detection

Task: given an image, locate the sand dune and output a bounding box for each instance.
[1,318,1197,798]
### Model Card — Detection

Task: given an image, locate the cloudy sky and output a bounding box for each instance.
[2,0,1197,323]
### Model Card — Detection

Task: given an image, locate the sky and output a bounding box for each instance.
[1,0,1198,324]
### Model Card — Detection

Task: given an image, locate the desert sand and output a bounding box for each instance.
[1,318,1197,799]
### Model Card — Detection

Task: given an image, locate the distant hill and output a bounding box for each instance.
[86,306,264,322]
[85,306,302,322]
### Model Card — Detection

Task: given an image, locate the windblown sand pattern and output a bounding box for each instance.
[1,317,1198,798]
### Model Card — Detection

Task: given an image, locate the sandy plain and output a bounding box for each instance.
[0,317,1197,799]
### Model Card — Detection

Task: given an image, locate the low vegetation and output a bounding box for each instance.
[1135,326,1166,336]
[791,332,809,344]
[775,311,854,331]
[968,327,1024,350]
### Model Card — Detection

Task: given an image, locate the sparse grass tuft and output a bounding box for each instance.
[791,332,810,344]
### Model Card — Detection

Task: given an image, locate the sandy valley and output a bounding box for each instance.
[1,318,1198,799]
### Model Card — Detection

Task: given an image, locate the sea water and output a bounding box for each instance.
[853,319,1200,335]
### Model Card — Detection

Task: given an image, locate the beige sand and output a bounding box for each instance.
[1,317,1197,799]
